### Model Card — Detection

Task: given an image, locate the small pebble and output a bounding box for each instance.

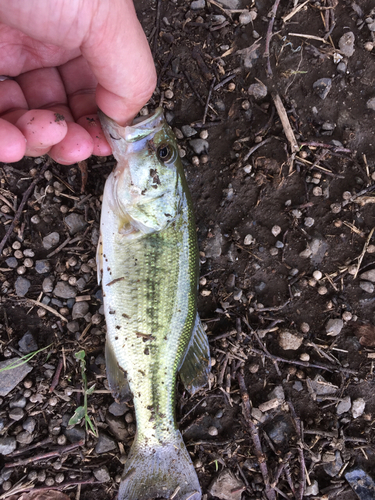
[208,426,218,436]
[299,248,312,259]
[325,318,344,336]
[317,286,328,295]
[239,10,256,25]
[313,270,322,281]
[164,89,173,99]
[337,396,351,415]
[338,31,355,58]
[244,234,254,245]
[360,281,374,293]
[191,156,200,167]
[55,473,65,484]
[300,353,310,362]
[304,217,315,227]
[312,186,323,196]
[330,203,341,213]
[45,477,55,486]
[364,41,374,51]
[352,398,365,418]
[2,481,12,492]
[278,330,303,350]
[271,225,281,237]
[342,311,352,321]
[248,82,267,100]
[313,78,332,100]
[300,322,310,333]
[269,247,278,256]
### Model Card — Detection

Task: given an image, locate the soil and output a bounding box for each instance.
[1,1,375,499]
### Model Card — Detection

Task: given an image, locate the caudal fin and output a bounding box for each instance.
[118,430,201,500]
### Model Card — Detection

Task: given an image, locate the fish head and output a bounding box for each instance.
[99,107,184,234]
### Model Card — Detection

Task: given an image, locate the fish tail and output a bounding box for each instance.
[118,430,201,500]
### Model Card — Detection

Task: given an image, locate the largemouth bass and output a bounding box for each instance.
[97,107,211,500]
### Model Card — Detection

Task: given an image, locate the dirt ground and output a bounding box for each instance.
[1,0,375,499]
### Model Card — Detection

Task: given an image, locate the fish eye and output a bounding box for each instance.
[157,144,173,162]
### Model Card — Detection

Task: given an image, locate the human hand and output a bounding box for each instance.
[0,0,156,165]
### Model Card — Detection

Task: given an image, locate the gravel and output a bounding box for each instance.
[35,259,51,274]
[0,437,17,455]
[94,466,111,483]
[18,331,38,354]
[248,82,267,100]
[352,398,365,418]
[189,138,209,155]
[0,358,33,397]
[64,213,87,235]
[42,231,60,250]
[95,433,117,454]
[14,276,31,297]
[325,318,344,336]
[338,31,355,57]
[278,330,303,350]
[313,78,332,99]
[53,281,77,299]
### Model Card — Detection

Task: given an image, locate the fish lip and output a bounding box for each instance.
[125,107,165,143]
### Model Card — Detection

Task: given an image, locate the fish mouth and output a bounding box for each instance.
[125,107,165,143]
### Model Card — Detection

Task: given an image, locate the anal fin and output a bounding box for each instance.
[179,314,211,395]
[105,340,132,402]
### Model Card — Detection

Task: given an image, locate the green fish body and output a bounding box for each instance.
[97,107,210,500]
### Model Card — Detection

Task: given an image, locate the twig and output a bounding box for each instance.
[288,401,306,500]
[353,227,375,279]
[213,70,240,91]
[265,0,281,77]
[183,71,205,106]
[237,372,276,500]
[49,357,64,392]
[288,33,330,44]
[5,440,84,467]
[152,0,162,56]
[249,347,357,374]
[0,479,97,499]
[26,298,68,323]
[7,437,53,457]
[203,77,216,125]
[271,92,299,154]
[282,0,311,22]
[0,159,51,255]
[243,137,273,162]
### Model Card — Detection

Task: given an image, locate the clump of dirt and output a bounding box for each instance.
[1,1,375,499]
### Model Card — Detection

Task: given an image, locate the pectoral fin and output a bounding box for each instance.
[105,340,132,402]
[179,314,211,395]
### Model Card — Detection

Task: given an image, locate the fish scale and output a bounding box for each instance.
[97,107,210,500]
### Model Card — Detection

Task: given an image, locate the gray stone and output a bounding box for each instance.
[352,398,365,418]
[0,358,33,397]
[313,78,332,100]
[204,227,222,258]
[338,31,355,57]
[108,402,128,416]
[248,82,267,100]
[0,437,17,455]
[93,466,111,483]
[360,269,375,282]
[189,139,209,155]
[16,430,33,445]
[345,469,375,500]
[42,276,54,293]
[305,480,319,496]
[106,413,128,441]
[9,394,27,409]
[72,301,89,319]
[323,451,343,477]
[42,232,60,250]
[208,469,244,500]
[67,321,80,333]
[215,0,239,8]
[64,426,86,443]
[360,281,374,293]
[5,257,18,268]
[337,62,347,74]
[64,213,87,235]
[293,381,303,392]
[308,375,338,396]
[76,277,87,291]
[268,385,285,400]
[23,417,36,433]
[9,407,24,421]
[95,432,117,454]
[278,330,303,350]
[181,125,197,137]
[15,276,31,297]
[337,396,351,415]
[53,281,77,299]
[35,259,51,274]
[266,416,293,445]
[191,0,205,8]
[18,331,38,354]
[367,97,375,111]
[325,318,344,336]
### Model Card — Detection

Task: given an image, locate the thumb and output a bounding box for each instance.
[81,0,157,125]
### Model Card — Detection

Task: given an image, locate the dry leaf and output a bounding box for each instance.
[353,323,375,347]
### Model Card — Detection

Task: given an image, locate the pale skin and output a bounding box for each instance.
[0,0,157,165]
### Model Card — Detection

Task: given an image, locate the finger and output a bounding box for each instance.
[58,56,97,120]
[16,67,68,109]
[0,118,26,162]
[49,122,93,165]
[77,115,111,156]
[15,109,68,156]
[0,79,28,113]
[82,0,156,125]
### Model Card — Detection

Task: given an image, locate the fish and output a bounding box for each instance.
[97,107,211,500]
